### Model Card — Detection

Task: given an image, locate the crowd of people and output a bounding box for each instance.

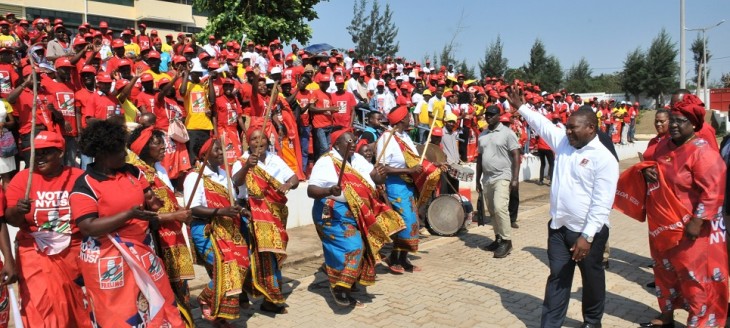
[0,13,725,328]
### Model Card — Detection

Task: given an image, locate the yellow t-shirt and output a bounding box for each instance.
[184,81,213,130]
[431,98,446,127]
[0,34,17,48]
[611,107,626,119]
[160,43,173,54]
[144,70,172,88]
[123,43,140,57]
[417,102,431,125]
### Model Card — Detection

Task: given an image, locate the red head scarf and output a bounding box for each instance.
[198,137,215,159]
[130,127,154,156]
[330,128,352,146]
[671,94,705,132]
[356,139,368,152]
[387,106,408,125]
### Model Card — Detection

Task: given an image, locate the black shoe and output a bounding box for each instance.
[646,282,656,288]
[579,323,602,328]
[638,320,674,327]
[493,240,513,258]
[483,236,502,251]
[330,287,350,307]
[602,260,609,270]
[511,222,519,229]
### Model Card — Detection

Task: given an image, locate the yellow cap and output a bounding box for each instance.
[423,89,432,96]
[444,112,458,122]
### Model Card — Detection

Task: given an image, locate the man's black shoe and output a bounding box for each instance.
[483,236,502,251]
[493,240,513,258]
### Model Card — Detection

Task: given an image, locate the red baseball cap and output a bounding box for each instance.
[96,72,113,83]
[197,52,210,60]
[376,80,385,87]
[147,51,160,59]
[150,29,158,35]
[99,21,108,28]
[222,78,235,85]
[431,127,443,137]
[54,57,73,68]
[207,60,220,69]
[183,46,195,54]
[172,55,187,64]
[24,131,65,151]
[118,59,131,67]
[111,39,124,48]
[121,29,132,36]
[319,75,331,82]
[335,75,345,84]
[81,65,96,74]
[73,38,88,47]
[140,73,154,82]
[280,78,292,85]
[208,35,215,40]
[138,23,146,29]
[158,77,171,86]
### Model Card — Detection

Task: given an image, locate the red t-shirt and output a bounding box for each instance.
[153,97,184,131]
[42,78,79,136]
[134,91,156,113]
[282,66,303,85]
[70,164,151,239]
[105,56,122,74]
[0,63,20,99]
[215,95,242,131]
[295,89,315,127]
[329,90,356,129]
[6,167,85,234]
[75,87,95,128]
[88,90,122,120]
[135,35,151,49]
[12,88,59,135]
[310,89,333,129]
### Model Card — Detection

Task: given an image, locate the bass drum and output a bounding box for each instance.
[416,143,446,164]
[425,195,465,237]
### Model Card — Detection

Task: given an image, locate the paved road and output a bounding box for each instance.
[192,189,695,327]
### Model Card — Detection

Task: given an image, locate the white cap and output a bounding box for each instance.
[265,78,275,85]
[270,66,282,74]
[620,100,626,104]
[408,72,416,78]
[353,63,362,69]
[423,67,431,73]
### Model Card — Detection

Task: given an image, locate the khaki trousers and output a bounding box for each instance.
[482,179,511,240]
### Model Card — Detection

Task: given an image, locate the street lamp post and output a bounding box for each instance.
[686,19,725,108]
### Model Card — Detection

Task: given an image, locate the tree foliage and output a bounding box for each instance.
[691,35,712,88]
[642,29,678,105]
[478,35,508,78]
[590,73,622,94]
[457,59,477,79]
[521,39,562,91]
[722,72,730,88]
[564,57,592,93]
[439,43,456,69]
[347,0,400,58]
[621,47,647,100]
[192,0,324,44]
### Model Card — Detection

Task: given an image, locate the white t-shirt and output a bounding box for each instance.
[308,150,375,203]
[376,130,417,169]
[231,151,294,200]
[183,165,230,209]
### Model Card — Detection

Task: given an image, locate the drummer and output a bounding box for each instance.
[441,113,460,194]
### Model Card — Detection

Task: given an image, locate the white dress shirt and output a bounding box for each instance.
[518,104,619,237]
[309,150,375,203]
[376,130,417,169]
[231,151,295,200]
[183,165,230,209]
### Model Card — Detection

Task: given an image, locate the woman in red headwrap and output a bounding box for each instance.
[308,129,404,307]
[127,126,196,326]
[184,137,249,326]
[230,118,299,314]
[637,97,728,327]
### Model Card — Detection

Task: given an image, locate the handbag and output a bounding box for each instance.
[166,106,189,143]
[0,129,17,158]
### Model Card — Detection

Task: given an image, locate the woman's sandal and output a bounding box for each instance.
[260,300,288,314]
[402,260,422,272]
[348,296,367,309]
[330,287,351,307]
[382,257,405,274]
[213,319,234,328]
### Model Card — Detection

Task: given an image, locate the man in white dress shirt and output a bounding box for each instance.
[508,89,618,328]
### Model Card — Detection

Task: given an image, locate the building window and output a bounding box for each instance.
[184,26,203,34]
[90,0,134,6]
[87,15,135,32]
[25,8,83,28]
[139,21,182,31]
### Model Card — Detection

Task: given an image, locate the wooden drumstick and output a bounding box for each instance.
[184,140,217,210]
[336,141,353,187]
[24,47,39,199]
[258,81,280,157]
[220,131,235,204]
[419,114,439,165]
[376,128,395,164]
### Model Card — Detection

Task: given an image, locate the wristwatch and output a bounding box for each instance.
[581,233,594,243]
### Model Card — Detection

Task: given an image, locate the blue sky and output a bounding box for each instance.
[307,0,730,83]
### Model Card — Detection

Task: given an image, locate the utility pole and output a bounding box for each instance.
[679,0,686,88]
[686,19,725,107]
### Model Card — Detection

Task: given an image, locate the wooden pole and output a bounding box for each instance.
[220,131,235,203]
[258,81,279,156]
[24,48,39,199]
[419,115,439,165]
[336,142,352,187]
[375,128,394,164]
[184,142,216,210]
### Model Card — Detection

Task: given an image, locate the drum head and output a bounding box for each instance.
[426,195,465,236]
[416,143,447,164]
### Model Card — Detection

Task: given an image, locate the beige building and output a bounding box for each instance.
[0,0,208,38]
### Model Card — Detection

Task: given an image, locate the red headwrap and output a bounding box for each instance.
[671,94,705,132]
[387,106,409,125]
[130,127,154,156]
[246,117,276,144]
[329,128,352,145]
[355,139,368,152]
[198,137,215,160]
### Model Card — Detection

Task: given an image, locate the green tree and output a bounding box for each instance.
[541,56,563,92]
[504,67,527,83]
[691,35,712,88]
[722,72,730,88]
[591,73,622,93]
[439,43,456,69]
[564,57,592,93]
[192,0,324,44]
[456,59,476,79]
[523,39,547,83]
[478,35,508,78]
[347,0,400,58]
[621,48,647,101]
[642,29,678,106]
